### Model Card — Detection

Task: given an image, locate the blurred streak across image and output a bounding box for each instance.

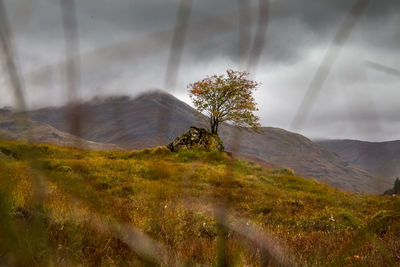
[1,0,400,266]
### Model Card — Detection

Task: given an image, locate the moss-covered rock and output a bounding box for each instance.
[167,126,224,152]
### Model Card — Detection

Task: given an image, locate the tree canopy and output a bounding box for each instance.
[188,70,261,134]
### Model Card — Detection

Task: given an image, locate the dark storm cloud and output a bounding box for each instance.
[180,0,400,67]
[0,0,399,140]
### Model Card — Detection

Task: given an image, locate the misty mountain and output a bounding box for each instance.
[317,139,400,182]
[0,110,118,150]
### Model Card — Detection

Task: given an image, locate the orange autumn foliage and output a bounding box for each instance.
[188,70,261,134]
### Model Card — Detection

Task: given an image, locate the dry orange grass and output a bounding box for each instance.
[0,140,399,266]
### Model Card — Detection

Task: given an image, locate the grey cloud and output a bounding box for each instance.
[1,0,399,141]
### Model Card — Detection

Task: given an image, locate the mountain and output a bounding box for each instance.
[0,110,119,150]
[27,93,205,149]
[317,139,400,182]
[27,91,389,193]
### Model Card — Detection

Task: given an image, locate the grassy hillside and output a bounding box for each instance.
[222,127,389,194]
[0,141,399,266]
[27,91,385,193]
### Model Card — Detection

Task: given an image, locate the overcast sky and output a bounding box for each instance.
[0,0,399,141]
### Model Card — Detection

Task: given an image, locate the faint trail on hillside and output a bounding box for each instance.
[290,0,370,131]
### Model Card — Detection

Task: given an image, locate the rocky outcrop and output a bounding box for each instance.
[167,126,224,152]
[0,147,15,158]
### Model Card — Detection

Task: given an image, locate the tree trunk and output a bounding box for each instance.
[210,118,219,134]
[210,116,214,133]
[210,117,218,134]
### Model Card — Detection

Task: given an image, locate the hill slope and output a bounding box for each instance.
[0,110,118,150]
[0,141,399,265]
[29,93,205,149]
[317,139,400,182]
[221,127,391,193]
[26,91,389,193]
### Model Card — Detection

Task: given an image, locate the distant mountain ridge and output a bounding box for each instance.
[0,110,119,150]
[25,91,390,193]
[317,139,400,182]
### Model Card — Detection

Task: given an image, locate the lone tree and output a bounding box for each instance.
[188,70,261,134]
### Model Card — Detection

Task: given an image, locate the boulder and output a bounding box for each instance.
[167,126,224,152]
[0,147,15,159]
